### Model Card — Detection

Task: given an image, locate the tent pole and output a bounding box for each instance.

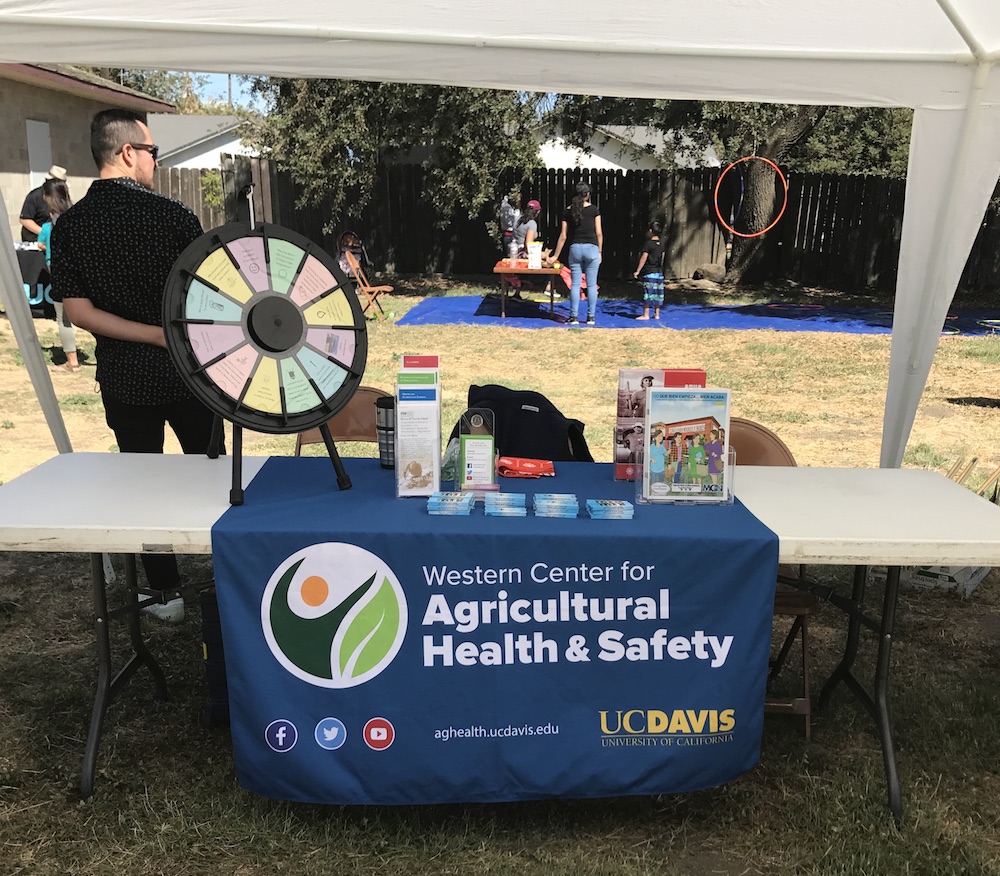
[0,190,72,456]
[880,61,995,468]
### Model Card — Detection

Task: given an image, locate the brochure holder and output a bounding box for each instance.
[635,387,734,505]
[395,360,441,498]
[635,445,736,506]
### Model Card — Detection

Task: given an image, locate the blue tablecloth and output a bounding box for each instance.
[212,457,779,805]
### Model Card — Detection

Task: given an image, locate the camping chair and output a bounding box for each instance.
[294,386,391,455]
[728,416,820,740]
[343,250,392,318]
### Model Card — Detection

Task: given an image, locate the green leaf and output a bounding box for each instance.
[338,578,400,678]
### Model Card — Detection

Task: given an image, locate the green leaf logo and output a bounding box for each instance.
[261,543,407,688]
[338,577,400,678]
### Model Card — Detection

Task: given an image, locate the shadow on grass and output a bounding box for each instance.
[947,397,1000,409]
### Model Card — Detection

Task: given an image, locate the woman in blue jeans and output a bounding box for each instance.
[551,182,603,325]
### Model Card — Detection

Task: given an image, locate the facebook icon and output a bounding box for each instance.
[265,719,298,752]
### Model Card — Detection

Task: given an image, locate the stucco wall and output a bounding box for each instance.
[0,78,105,239]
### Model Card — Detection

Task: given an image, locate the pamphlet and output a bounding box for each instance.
[395,357,442,497]
[641,388,731,503]
[615,368,707,481]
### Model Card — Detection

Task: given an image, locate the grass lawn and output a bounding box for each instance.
[2,277,1000,874]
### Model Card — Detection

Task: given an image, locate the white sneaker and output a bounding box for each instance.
[142,596,185,624]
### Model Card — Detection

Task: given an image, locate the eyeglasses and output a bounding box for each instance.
[118,142,159,162]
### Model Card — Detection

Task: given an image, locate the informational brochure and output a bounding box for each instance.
[615,368,707,481]
[395,358,442,497]
[641,388,731,503]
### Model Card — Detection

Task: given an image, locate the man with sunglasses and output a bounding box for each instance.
[54,109,219,624]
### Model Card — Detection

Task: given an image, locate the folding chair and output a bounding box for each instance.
[294,386,391,455]
[343,250,392,318]
[728,416,820,740]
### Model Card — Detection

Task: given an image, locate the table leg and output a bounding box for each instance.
[81,552,168,799]
[875,566,902,821]
[818,564,868,706]
[817,563,902,822]
[500,275,508,318]
[82,553,112,799]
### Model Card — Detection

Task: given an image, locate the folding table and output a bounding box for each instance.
[492,260,565,318]
[2,453,999,820]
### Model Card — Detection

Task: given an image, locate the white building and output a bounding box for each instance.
[538,124,719,171]
[148,113,255,169]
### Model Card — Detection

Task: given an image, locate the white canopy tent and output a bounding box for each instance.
[0,0,998,466]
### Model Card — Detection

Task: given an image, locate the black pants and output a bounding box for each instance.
[103,392,221,591]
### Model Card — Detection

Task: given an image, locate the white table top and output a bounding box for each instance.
[1,453,999,566]
[735,465,1000,566]
[0,453,266,555]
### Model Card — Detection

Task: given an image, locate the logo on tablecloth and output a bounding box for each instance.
[597,708,736,747]
[314,717,348,750]
[363,717,396,751]
[265,718,298,752]
[261,543,408,688]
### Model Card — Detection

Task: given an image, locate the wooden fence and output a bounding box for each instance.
[209,156,1000,297]
[151,167,225,232]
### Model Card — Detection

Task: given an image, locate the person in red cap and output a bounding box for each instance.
[511,198,555,298]
[513,199,543,255]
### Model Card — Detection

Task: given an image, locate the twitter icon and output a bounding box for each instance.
[314,717,348,751]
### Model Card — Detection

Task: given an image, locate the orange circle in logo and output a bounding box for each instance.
[300,575,329,606]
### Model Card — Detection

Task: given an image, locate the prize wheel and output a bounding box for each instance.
[163,222,367,435]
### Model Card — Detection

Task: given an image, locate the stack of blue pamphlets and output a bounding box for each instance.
[484,492,527,517]
[427,491,476,515]
[586,499,635,519]
[533,493,579,518]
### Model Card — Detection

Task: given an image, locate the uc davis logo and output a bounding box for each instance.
[261,543,407,688]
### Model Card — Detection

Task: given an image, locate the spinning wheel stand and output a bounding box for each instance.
[164,188,368,504]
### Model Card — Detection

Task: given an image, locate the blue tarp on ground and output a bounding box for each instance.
[395,295,1000,336]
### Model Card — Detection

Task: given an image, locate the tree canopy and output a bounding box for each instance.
[83,68,244,114]
[545,96,911,177]
[544,96,911,281]
[243,78,542,229]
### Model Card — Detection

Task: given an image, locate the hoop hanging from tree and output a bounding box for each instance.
[713,155,789,239]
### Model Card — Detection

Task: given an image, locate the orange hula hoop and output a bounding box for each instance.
[713,155,789,239]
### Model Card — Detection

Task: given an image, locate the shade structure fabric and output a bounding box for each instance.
[0,0,998,466]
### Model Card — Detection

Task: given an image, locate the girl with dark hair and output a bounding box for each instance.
[513,200,542,255]
[36,178,81,372]
[551,182,603,326]
[633,219,666,321]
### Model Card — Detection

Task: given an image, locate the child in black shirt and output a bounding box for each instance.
[633,220,665,320]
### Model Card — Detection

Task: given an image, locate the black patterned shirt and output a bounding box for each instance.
[51,177,203,405]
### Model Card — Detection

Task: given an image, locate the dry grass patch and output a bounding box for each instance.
[3,288,1000,873]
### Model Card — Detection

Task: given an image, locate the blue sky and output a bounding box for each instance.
[200,72,261,110]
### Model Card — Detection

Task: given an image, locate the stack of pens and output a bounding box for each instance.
[484,493,527,517]
[586,499,635,520]
[533,493,579,518]
[427,491,475,515]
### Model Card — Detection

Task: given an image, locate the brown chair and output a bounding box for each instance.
[294,386,391,455]
[729,416,819,740]
[343,250,392,318]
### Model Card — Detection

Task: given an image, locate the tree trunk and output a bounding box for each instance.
[723,158,779,284]
[723,106,825,285]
